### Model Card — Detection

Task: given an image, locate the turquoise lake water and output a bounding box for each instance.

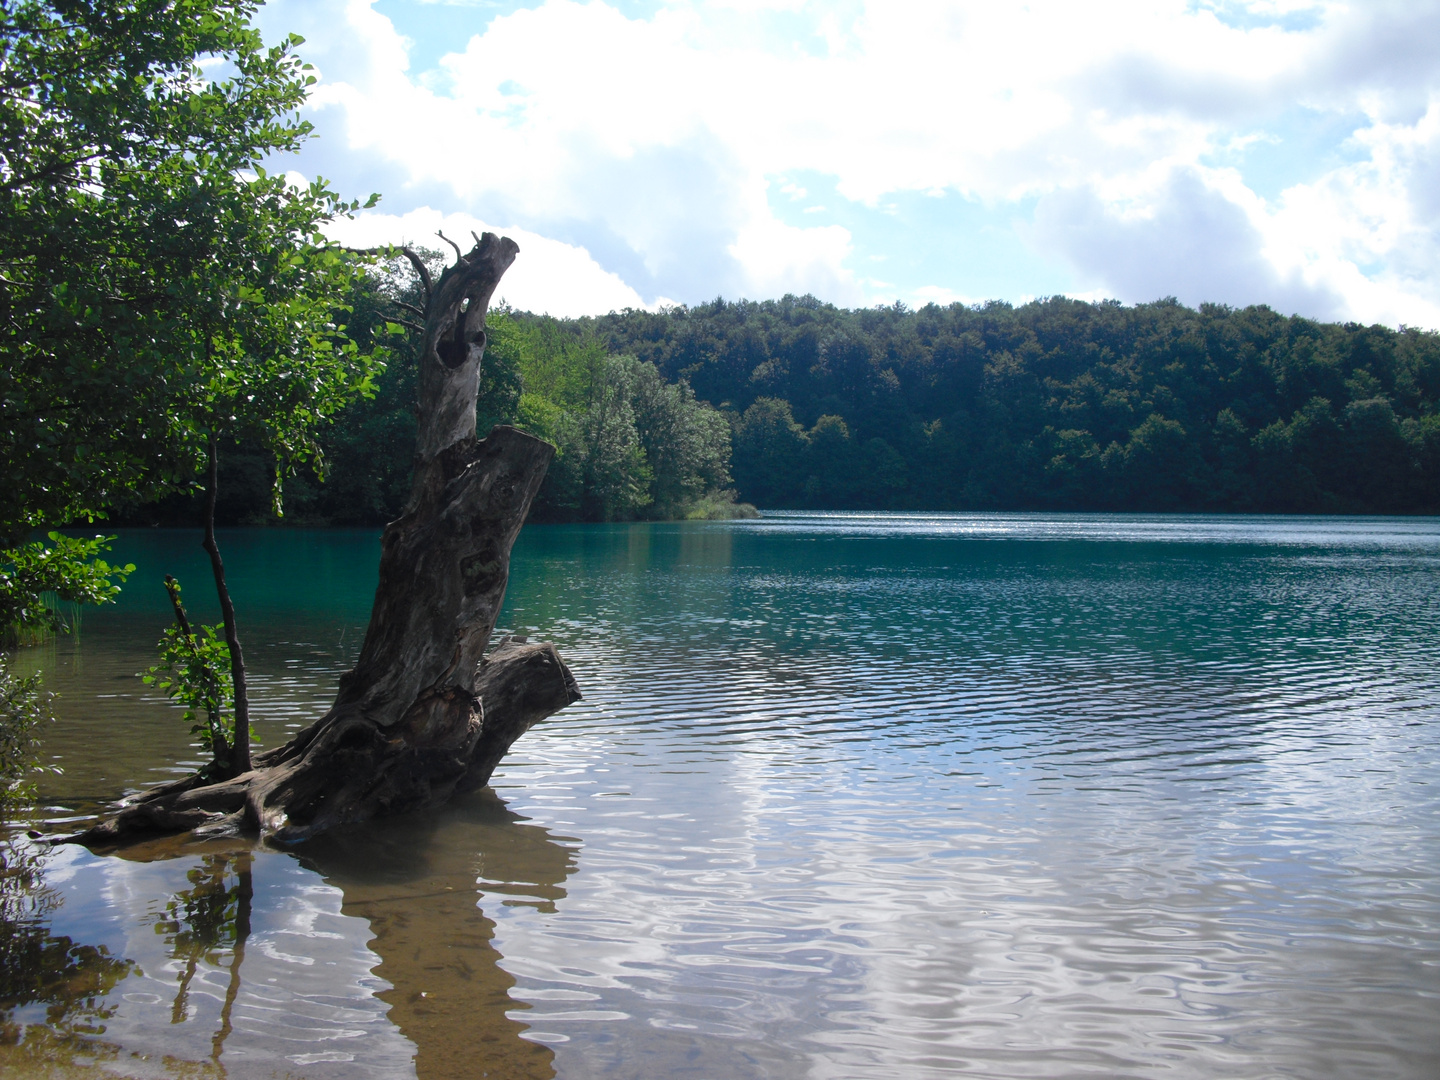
[3,512,1439,1079]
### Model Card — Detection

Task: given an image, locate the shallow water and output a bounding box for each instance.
[4,513,1439,1079]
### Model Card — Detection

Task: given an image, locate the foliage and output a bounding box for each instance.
[732,397,809,506]
[574,357,652,521]
[570,296,1440,513]
[629,358,733,517]
[0,0,384,590]
[143,577,242,776]
[0,533,133,646]
[112,286,1440,521]
[166,184,383,515]
[303,269,423,524]
[488,321,739,522]
[0,657,53,809]
[2,0,388,781]
[0,534,128,810]
[129,255,423,528]
[685,490,760,520]
[1,0,377,543]
[270,299,742,525]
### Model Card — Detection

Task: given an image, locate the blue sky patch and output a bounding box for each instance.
[769,173,1079,304]
[374,0,666,74]
[1208,107,1372,203]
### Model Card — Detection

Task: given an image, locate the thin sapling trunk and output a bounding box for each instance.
[162,574,231,769]
[202,432,252,774]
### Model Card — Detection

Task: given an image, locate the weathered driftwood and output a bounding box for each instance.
[63,233,580,849]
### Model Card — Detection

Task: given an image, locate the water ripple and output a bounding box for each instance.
[8,514,1439,1079]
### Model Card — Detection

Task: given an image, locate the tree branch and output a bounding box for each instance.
[397,247,432,310]
[436,230,463,263]
[0,152,100,194]
[340,244,433,312]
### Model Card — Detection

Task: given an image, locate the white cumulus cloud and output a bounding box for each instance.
[324,207,655,315]
[259,0,1440,326]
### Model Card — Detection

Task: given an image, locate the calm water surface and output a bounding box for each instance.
[3,513,1438,1079]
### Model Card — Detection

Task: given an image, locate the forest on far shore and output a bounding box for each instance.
[133,288,1440,526]
[594,295,1440,516]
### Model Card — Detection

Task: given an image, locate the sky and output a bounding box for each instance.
[254,0,1440,325]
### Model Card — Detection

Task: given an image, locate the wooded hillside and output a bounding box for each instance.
[134,293,1440,523]
[585,296,1440,514]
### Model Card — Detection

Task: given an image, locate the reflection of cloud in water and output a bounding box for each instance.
[14,518,1440,1078]
[0,840,136,1075]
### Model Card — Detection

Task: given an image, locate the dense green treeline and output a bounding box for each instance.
[484,315,741,521]
[127,261,748,526]
[128,290,1440,525]
[570,296,1440,513]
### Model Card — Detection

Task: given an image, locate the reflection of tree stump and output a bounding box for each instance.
[61,234,580,849]
[301,789,577,1080]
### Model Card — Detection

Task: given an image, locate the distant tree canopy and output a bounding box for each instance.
[173,292,1440,525]
[164,262,745,527]
[575,296,1440,514]
[487,315,734,521]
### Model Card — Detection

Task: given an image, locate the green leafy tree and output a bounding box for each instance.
[158,171,383,775]
[733,397,809,507]
[1,1,385,778]
[855,437,909,506]
[143,576,243,779]
[0,534,130,807]
[628,358,733,517]
[0,659,50,809]
[484,315,737,521]
[582,295,1440,513]
[489,312,610,410]
[1,0,341,543]
[1117,413,1197,510]
[0,533,132,647]
[570,356,651,522]
[803,414,856,506]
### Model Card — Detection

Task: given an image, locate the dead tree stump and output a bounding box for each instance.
[63,233,580,848]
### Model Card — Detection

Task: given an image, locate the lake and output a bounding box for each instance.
[3,512,1439,1079]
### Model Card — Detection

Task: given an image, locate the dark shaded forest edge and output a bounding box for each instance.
[130,287,1440,524]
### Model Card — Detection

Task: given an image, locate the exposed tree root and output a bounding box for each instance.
[65,638,579,849]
